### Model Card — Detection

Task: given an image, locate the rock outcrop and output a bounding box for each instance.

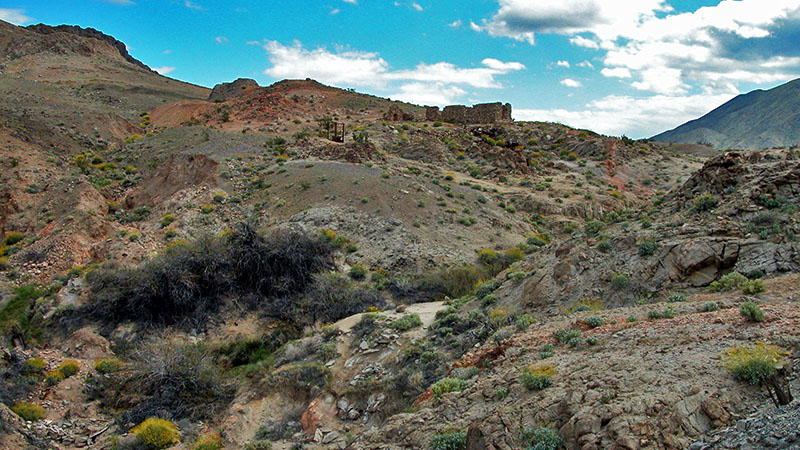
[208,78,259,102]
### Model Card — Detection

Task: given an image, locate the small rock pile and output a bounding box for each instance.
[690,401,800,449]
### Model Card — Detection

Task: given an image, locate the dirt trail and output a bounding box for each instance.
[333,301,447,332]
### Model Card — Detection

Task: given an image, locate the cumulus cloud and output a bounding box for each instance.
[342,0,357,3]
[154,66,175,75]
[184,0,202,10]
[215,36,229,44]
[0,8,32,25]
[412,2,423,12]
[600,67,631,78]
[515,92,736,138]
[330,8,340,15]
[479,0,800,94]
[560,78,582,88]
[449,19,462,28]
[262,40,524,105]
[577,60,594,69]
[556,60,570,68]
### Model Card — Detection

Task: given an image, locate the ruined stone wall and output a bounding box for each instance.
[425,102,512,124]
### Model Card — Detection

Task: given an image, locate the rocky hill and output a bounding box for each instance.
[0,19,797,450]
[652,78,800,150]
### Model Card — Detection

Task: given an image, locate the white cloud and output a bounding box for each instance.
[184,0,202,10]
[246,41,260,46]
[0,8,32,25]
[162,49,172,54]
[556,60,570,68]
[215,36,229,44]
[560,78,582,88]
[100,0,134,4]
[412,2,423,12]
[330,8,340,15]
[449,19,462,28]
[570,36,599,49]
[154,66,175,75]
[391,83,466,106]
[577,60,594,69]
[343,0,357,3]
[600,67,631,78]
[515,92,736,138]
[478,0,800,97]
[262,41,524,106]
[469,21,483,32]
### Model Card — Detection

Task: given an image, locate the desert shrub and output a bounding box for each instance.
[476,249,518,274]
[11,402,44,421]
[391,313,422,331]
[420,265,492,300]
[243,441,272,450]
[228,223,334,298]
[430,431,466,450]
[0,285,47,342]
[702,302,719,312]
[610,273,629,290]
[23,357,47,375]
[294,274,385,324]
[481,294,498,307]
[709,272,748,292]
[95,357,124,374]
[584,220,605,236]
[193,432,222,450]
[516,314,534,330]
[585,316,604,328]
[520,364,555,391]
[127,206,153,222]
[475,279,502,298]
[91,342,234,426]
[266,362,330,399]
[693,193,718,212]
[3,231,24,246]
[44,370,65,385]
[553,328,581,343]
[741,279,766,295]
[451,366,479,380]
[57,360,80,377]
[520,427,562,450]
[666,294,687,303]
[721,342,786,385]
[160,214,176,228]
[539,344,555,359]
[647,307,676,320]
[130,418,180,449]
[638,241,658,256]
[352,313,381,340]
[431,377,466,398]
[349,264,368,280]
[740,302,765,322]
[596,241,612,253]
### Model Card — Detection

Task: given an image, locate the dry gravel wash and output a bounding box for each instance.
[360,287,800,449]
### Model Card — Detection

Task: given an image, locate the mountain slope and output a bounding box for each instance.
[652,78,800,149]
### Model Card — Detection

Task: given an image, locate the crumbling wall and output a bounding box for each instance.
[208,78,258,102]
[425,102,512,124]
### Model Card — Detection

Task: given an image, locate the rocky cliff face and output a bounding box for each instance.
[208,78,259,102]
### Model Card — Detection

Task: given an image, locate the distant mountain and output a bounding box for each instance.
[652,78,800,149]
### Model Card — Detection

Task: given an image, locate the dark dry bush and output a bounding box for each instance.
[294,274,385,325]
[88,341,234,427]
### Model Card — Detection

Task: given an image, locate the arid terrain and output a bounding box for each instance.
[0,20,797,450]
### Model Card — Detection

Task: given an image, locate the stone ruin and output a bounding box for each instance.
[208,78,258,102]
[426,102,512,124]
[382,104,415,121]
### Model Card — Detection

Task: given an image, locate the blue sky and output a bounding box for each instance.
[3,1,800,137]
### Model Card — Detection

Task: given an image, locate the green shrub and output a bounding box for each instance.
[693,193,718,212]
[516,314,534,330]
[610,273,629,290]
[596,241,612,253]
[3,231,24,246]
[23,357,47,375]
[160,214,176,228]
[741,279,765,295]
[244,441,273,450]
[721,342,786,385]
[11,402,44,421]
[585,316,604,328]
[131,418,181,449]
[709,272,748,292]
[94,357,123,374]
[647,307,676,320]
[475,279,502,298]
[431,377,466,398]
[391,313,422,331]
[128,206,152,222]
[740,302,765,322]
[520,427,562,450]
[194,432,223,450]
[44,370,65,385]
[349,264,368,280]
[701,302,719,312]
[520,364,555,391]
[481,294,498,307]
[553,328,581,343]
[584,220,605,236]
[539,343,554,359]
[638,241,658,256]
[429,432,466,450]
[57,359,80,377]
[666,294,687,303]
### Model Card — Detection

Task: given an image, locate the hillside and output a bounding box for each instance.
[652,78,800,150]
[0,19,797,450]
